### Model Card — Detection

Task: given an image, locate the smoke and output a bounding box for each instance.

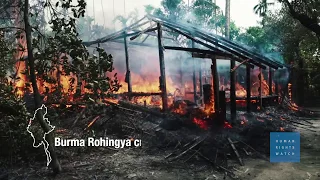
[84,3,290,96]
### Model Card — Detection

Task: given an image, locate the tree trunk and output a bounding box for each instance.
[23,0,62,174]
[283,0,320,36]
[296,52,304,106]
[225,0,230,39]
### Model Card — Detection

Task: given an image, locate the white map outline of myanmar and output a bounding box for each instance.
[26,104,55,166]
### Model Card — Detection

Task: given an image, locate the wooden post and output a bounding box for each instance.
[192,41,197,103]
[246,64,251,113]
[98,43,102,77]
[219,91,226,120]
[275,70,279,102]
[199,61,203,105]
[211,59,220,112]
[124,32,132,94]
[180,58,184,95]
[230,60,236,122]
[157,23,168,111]
[269,67,273,95]
[181,58,186,96]
[259,66,262,108]
[203,84,212,105]
[193,58,197,103]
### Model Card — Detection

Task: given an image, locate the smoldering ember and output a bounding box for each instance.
[0,0,319,180]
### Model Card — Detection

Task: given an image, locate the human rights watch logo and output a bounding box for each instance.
[270,132,300,162]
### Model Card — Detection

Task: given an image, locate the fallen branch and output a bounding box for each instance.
[118,100,164,117]
[73,163,91,168]
[291,124,317,132]
[165,136,200,159]
[169,135,207,161]
[71,107,86,128]
[83,116,100,131]
[238,140,269,161]
[242,148,250,156]
[196,151,215,165]
[287,119,315,128]
[295,117,314,125]
[228,138,244,166]
[184,148,201,163]
[100,116,114,127]
[214,149,218,165]
[218,166,237,179]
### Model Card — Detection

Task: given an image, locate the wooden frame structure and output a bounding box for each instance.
[83,15,288,123]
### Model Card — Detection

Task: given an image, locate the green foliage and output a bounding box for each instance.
[254,0,274,17]
[0,0,120,164]
[28,0,120,102]
[76,15,112,41]
[144,5,155,15]
[254,0,320,36]
[145,0,239,40]
[113,9,139,28]
[249,6,320,97]
[153,0,187,21]
[236,26,274,52]
[0,81,33,165]
[81,47,120,100]
[193,0,218,25]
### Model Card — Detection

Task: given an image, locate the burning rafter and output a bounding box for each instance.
[83,14,286,70]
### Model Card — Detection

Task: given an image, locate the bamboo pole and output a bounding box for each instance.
[157,23,168,111]
[123,31,132,94]
[212,59,220,112]
[230,60,236,122]
[246,64,251,112]
[269,67,273,95]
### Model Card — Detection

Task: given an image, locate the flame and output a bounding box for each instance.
[203,85,215,115]
[84,116,100,130]
[235,82,247,98]
[224,121,232,129]
[104,98,119,104]
[288,83,292,101]
[290,103,299,111]
[172,100,188,115]
[222,71,274,99]
[193,117,208,130]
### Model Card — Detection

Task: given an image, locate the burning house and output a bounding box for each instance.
[82,15,289,126]
[11,14,289,130]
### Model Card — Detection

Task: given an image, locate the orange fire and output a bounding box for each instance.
[193,117,208,130]
[235,82,246,98]
[287,83,299,111]
[172,100,188,115]
[288,83,292,101]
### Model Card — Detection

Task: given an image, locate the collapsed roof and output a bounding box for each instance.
[83,14,287,70]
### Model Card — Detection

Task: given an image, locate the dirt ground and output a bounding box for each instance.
[4,108,320,180]
[237,113,320,180]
